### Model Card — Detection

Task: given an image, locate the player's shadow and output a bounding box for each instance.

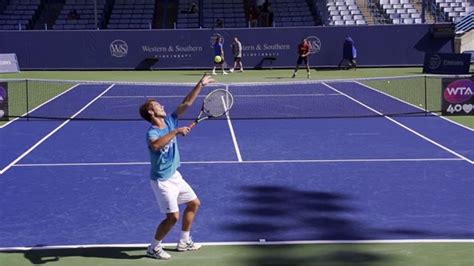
[224,184,472,265]
[224,185,390,266]
[12,246,146,264]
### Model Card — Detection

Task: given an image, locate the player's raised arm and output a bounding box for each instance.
[175,73,215,117]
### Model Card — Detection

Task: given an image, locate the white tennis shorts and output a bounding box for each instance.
[150,171,197,213]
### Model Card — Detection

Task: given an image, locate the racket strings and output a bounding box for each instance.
[203,90,233,117]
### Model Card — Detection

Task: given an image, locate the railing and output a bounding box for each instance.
[455,11,473,33]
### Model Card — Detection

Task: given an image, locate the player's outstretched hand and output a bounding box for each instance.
[201,73,215,86]
[175,126,191,136]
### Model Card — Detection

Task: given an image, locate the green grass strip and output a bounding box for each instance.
[1,243,473,266]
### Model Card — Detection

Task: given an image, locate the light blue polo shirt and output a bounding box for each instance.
[146,112,180,181]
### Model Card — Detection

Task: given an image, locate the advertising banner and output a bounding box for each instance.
[0,25,453,70]
[0,83,8,121]
[441,77,474,116]
[0,54,20,73]
[423,53,471,74]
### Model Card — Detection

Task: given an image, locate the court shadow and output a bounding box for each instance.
[224,185,392,266]
[414,31,451,53]
[264,76,294,80]
[224,184,474,265]
[241,245,386,266]
[11,246,146,264]
[182,73,209,76]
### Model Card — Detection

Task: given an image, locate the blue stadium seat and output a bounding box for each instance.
[106,0,155,29]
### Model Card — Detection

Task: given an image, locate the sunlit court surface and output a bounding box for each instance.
[0,74,473,265]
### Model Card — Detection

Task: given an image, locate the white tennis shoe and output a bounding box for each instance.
[177,237,201,251]
[146,245,171,260]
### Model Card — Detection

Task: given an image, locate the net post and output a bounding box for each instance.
[424,75,427,116]
[26,79,29,121]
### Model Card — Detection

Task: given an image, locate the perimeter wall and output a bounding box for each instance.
[0,24,453,70]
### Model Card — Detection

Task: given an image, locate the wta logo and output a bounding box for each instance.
[443,79,474,103]
[0,86,5,103]
[0,86,6,119]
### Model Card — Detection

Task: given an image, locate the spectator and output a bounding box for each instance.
[256,0,265,7]
[67,9,80,20]
[258,5,269,27]
[249,7,259,27]
[267,4,274,27]
[216,18,223,28]
[257,5,266,27]
[338,36,357,70]
[262,0,270,12]
[182,2,198,14]
[189,2,198,14]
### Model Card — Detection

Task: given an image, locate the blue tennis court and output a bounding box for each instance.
[0,80,473,249]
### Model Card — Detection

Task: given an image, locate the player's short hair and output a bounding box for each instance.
[139,99,156,122]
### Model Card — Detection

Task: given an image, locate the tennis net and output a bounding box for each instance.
[0,74,471,122]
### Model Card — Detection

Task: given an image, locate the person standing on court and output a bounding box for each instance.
[230,37,244,73]
[338,36,357,70]
[139,73,215,260]
[212,36,228,75]
[291,38,311,79]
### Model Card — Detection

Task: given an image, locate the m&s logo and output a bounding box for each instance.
[110,40,128,58]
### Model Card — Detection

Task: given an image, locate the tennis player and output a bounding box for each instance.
[212,36,228,75]
[229,37,244,73]
[139,73,215,260]
[291,38,311,79]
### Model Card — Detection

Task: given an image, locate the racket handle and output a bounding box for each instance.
[189,121,197,129]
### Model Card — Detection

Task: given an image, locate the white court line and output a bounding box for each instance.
[234,93,342,97]
[323,82,473,165]
[354,81,474,132]
[102,95,196,98]
[101,93,342,98]
[226,117,243,162]
[0,239,473,251]
[222,89,242,162]
[0,83,81,129]
[13,158,463,167]
[0,84,117,175]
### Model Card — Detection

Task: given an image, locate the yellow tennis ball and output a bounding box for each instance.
[214,55,222,64]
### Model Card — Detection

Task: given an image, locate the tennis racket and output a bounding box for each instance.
[189,89,234,128]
